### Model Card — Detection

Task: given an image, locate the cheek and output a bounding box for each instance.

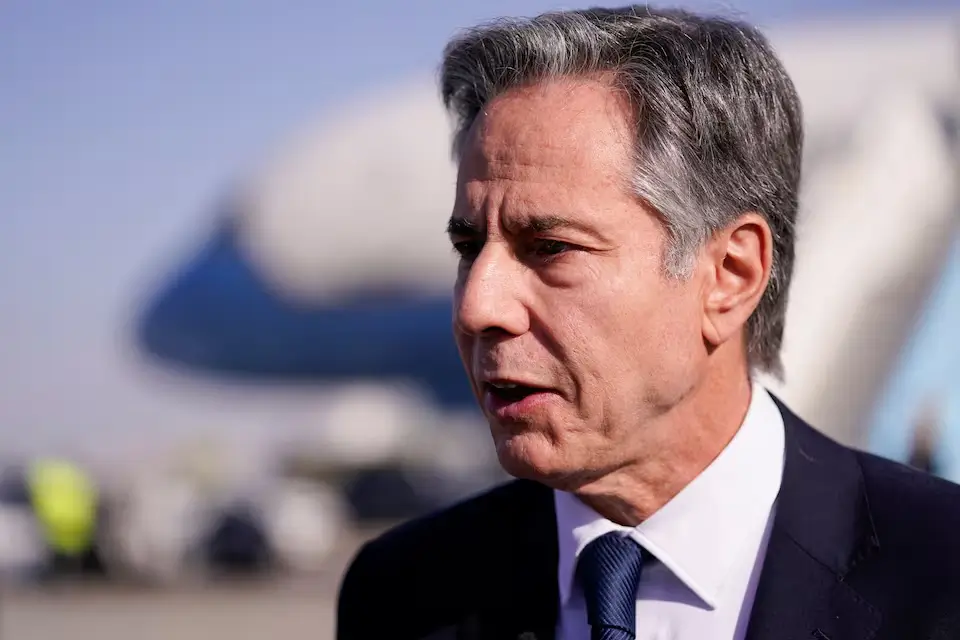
[587,283,702,381]
[643,292,706,386]
[454,332,473,369]
[452,322,474,365]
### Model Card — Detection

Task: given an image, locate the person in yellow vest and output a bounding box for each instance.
[26,458,99,575]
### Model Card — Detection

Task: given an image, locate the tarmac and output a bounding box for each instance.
[0,527,383,640]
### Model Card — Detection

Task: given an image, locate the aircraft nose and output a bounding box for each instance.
[134,220,474,407]
[137,221,296,374]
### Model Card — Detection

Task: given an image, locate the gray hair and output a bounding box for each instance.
[440,5,803,377]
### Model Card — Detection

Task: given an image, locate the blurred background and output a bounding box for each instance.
[1,1,959,638]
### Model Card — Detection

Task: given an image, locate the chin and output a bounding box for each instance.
[494,431,579,488]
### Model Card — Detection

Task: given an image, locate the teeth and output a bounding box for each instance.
[493,382,518,389]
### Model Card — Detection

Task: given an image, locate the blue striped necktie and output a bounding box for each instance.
[576,531,647,640]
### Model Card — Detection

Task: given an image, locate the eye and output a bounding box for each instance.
[532,239,573,258]
[452,239,481,260]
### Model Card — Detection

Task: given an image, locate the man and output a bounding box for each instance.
[337,6,960,640]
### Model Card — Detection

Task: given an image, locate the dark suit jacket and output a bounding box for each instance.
[337,399,960,639]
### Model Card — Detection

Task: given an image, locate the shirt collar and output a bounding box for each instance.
[554,381,785,610]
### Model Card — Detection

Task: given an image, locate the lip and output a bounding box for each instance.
[480,379,560,421]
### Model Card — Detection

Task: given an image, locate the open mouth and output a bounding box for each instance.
[484,381,547,402]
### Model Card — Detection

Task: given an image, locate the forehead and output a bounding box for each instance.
[456,76,637,217]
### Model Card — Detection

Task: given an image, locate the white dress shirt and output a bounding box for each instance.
[554,381,785,640]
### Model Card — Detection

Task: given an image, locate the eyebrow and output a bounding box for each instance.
[446,214,603,240]
[446,216,480,238]
[526,214,588,234]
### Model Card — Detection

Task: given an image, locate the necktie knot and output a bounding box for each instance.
[576,531,646,640]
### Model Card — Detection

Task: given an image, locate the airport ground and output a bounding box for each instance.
[0,526,385,640]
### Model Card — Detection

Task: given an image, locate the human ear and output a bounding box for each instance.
[701,213,772,348]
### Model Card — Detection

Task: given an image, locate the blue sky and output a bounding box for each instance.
[1,0,958,463]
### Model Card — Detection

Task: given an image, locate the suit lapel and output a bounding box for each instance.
[484,480,559,640]
[429,395,885,640]
[430,480,558,640]
[745,398,881,640]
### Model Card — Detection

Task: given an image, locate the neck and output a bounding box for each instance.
[575,363,753,526]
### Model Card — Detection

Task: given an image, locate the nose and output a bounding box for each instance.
[454,243,530,338]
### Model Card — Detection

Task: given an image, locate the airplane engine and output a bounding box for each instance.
[260,479,346,574]
[97,475,213,586]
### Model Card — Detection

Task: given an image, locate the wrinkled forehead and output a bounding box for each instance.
[456,77,636,190]
[451,78,640,239]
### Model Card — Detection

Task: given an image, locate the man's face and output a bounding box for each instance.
[449,77,710,487]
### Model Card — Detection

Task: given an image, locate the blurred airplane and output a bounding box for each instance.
[139,216,471,409]
[136,12,960,451]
